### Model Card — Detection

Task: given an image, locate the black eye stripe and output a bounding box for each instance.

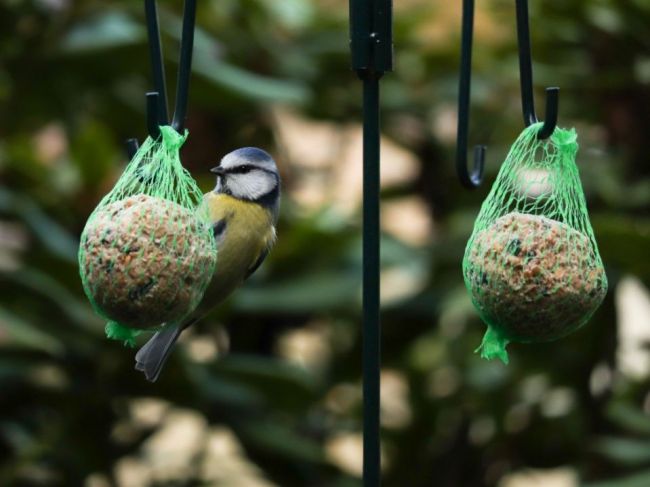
[226,165,253,174]
[225,165,276,176]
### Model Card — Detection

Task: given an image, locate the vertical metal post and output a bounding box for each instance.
[362,73,381,487]
[350,1,392,486]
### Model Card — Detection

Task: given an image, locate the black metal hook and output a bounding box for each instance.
[126,138,140,160]
[456,0,560,188]
[516,0,559,140]
[456,0,485,189]
[144,0,169,130]
[171,0,196,132]
[125,0,196,154]
[145,0,196,136]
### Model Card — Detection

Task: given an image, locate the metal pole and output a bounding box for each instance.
[362,72,381,487]
[350,1,392,485]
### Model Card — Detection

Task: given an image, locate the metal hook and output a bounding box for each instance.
[126,138,140,160]
[515,0,559,139]
[144,0,169,136]
[456,0,560,188]
[126,0,196,152]
[171,0,196,132]
[456,0,486,189]
[146,91,162,138]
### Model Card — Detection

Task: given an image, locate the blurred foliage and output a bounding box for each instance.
[1,0,650,486]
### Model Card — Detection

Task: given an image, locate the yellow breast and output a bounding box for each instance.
[200,192,275,306]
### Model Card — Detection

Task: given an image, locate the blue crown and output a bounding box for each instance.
[231,147,272,162]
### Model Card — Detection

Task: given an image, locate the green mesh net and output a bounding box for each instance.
[462,123,607,364]
[78,126,217,346]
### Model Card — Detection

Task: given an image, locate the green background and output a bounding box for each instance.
[1,1,649,486]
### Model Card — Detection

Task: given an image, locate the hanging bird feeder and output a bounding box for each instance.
[457,0,607,363]
[78,0,217,346]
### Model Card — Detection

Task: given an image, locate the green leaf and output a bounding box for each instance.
[60,12,144,53]
[211,355,318,412]
[186,364,266,409]
[258,0,315,30]
[239,419,324,463]
[582,469,650,487]
[606,402,650,436]
[594,436,650,466]
[587,5,624,33]
[592,214,650,279]
[466,359,512,391]
[0,188,78,263]
[159,10,310,103]
[233,271,359,313]
[193,55,311,104]
[0,359,33,383]
[4,268,101,333]
[69,120,120,188]
[380,234,430,268]
[0,307,64,356]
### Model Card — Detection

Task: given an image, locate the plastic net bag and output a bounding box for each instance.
[463,123,607,364]
[78,126,217,346]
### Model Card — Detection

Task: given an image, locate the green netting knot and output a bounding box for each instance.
[105,321,141,347]
[550,125,578,152]
[160,125,188,151]
[475,327,510,365]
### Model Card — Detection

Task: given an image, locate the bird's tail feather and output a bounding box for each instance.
[134,325,184,382]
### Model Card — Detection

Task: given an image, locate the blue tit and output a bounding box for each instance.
[134,147,280,382]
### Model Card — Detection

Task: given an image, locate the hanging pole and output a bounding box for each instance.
[350,1,392,486]
[361,74,381,487]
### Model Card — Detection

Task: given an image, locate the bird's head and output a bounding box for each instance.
[211,148,280,206]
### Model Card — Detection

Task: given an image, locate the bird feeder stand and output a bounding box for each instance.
[350,1,393,485]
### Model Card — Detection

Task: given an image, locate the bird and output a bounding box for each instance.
[134,147,281,382]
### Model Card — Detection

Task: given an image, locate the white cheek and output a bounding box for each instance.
[227,173,275,199]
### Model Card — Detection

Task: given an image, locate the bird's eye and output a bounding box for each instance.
[237,165,252,174]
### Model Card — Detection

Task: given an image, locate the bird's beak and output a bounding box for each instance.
[210,166,225,177]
